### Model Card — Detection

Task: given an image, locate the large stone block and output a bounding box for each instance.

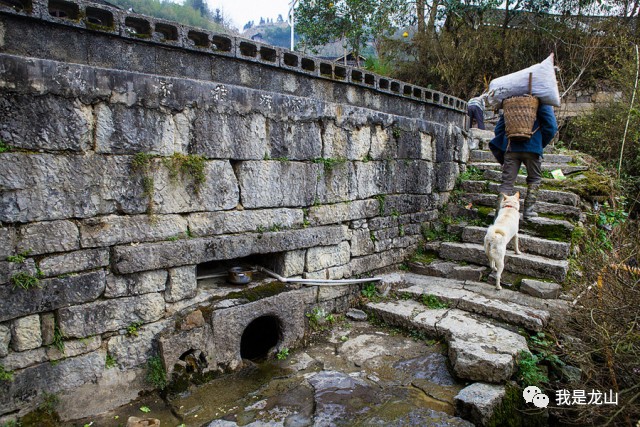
[107,319,171,369]
[0,258,37,286]
[45,336,102,362]
[149,159,239,214]
[0,227,15,259]
[369,125,396,160]
[454,382,506,427]
[306,242,350,272]
[350,228,374,257]
[0,153,147,223]
[0,351,105,417]
[237,161,321,208]
[267,119,323,160]
[112,225,348,274]
[192,112,267,160]
[16,220,79,256]
[435,162,459,192]
[314,162,358,204]
[0,95,93,152]
[94,103,189,155]
[105,270,168,298]
[39,248,109,277]
[0,270,106,323]
[188,208,303,237]
[321,121,349,159]
[274,249,306,277]
[58,293,165,338]
[80,214,188,248]
[354,161,394,199]
[307,200,378,226]
[165,265,197,302]
[11,315,42,352]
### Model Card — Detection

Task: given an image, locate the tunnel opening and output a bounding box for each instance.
[240,315,282,361]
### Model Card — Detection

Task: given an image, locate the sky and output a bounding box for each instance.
[208,0,293,30]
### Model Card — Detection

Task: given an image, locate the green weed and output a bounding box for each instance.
[0,139,11,153]
[163,153,206,195]
[0,364,13,382]
[421,294,449,309]
[51,326,65,353]
[361,282,378,299]
[375,194,386,216]
[105,353,117,369]
[146,356,167,390]
[313,157,346,172]
[126,322,143,337]
[6,250,31,263]
[10,272,41,290]
[516,350,549,387]
[276,348,290,360]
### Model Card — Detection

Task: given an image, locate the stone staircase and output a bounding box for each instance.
[363,129,586,425]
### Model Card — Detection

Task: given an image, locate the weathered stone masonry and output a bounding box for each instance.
[0,0,468,421]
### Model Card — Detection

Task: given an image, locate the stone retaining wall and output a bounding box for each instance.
[0,1,468,421]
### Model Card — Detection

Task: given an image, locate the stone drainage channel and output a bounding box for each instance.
[75,316,473,427]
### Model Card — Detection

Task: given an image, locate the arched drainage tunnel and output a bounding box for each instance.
[240,315,283,361]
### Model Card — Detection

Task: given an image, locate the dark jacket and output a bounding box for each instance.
[489,104,558,156]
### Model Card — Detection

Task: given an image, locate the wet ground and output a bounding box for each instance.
[74,318,474,427]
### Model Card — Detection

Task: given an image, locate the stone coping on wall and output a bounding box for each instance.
[0,0,466,113]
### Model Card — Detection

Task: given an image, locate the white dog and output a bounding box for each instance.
[484,192,522,290]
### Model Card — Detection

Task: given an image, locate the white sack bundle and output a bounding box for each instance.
[487,54,561,108]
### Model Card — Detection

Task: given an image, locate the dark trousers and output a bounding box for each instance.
[498,151,542,195]
[467,105,485,130]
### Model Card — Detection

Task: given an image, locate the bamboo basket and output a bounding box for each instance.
[503,94,539,141]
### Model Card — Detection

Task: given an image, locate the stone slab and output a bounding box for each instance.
[112,225,348,274]
[39,248,109,277]
[520,279,562,299]
[454,382,506,427]
[16,220,79,255]
[439,242,569,282]
[0,270,106,322]
[461,226,570,260]
[58,293,166,338]
[80,214,188,248]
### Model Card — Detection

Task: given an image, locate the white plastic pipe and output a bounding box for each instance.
[255,266,382,286]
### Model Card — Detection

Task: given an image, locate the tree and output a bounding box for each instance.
[277,14,285,23]
[294,0,408,65]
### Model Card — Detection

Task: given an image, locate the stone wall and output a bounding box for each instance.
[0,0,468,421]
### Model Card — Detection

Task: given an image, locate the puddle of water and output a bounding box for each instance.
[72,321,469,427]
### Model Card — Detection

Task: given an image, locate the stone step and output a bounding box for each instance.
[366,299,529,383]
[461,226,570,260]
[470,150,573,164]
[447,204,575,241]
[409,259,486,281]
[471,162,589,175]
[459,180,580,206]
[460,193,582,220]
[438,242,569,282]
[396,275,550,331]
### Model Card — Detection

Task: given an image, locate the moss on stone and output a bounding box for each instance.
[485,383,548,427]
[225,281,288,302]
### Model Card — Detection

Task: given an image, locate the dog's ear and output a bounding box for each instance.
[514,191,520,199]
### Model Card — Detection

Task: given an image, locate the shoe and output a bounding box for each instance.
[523,184,540,220]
